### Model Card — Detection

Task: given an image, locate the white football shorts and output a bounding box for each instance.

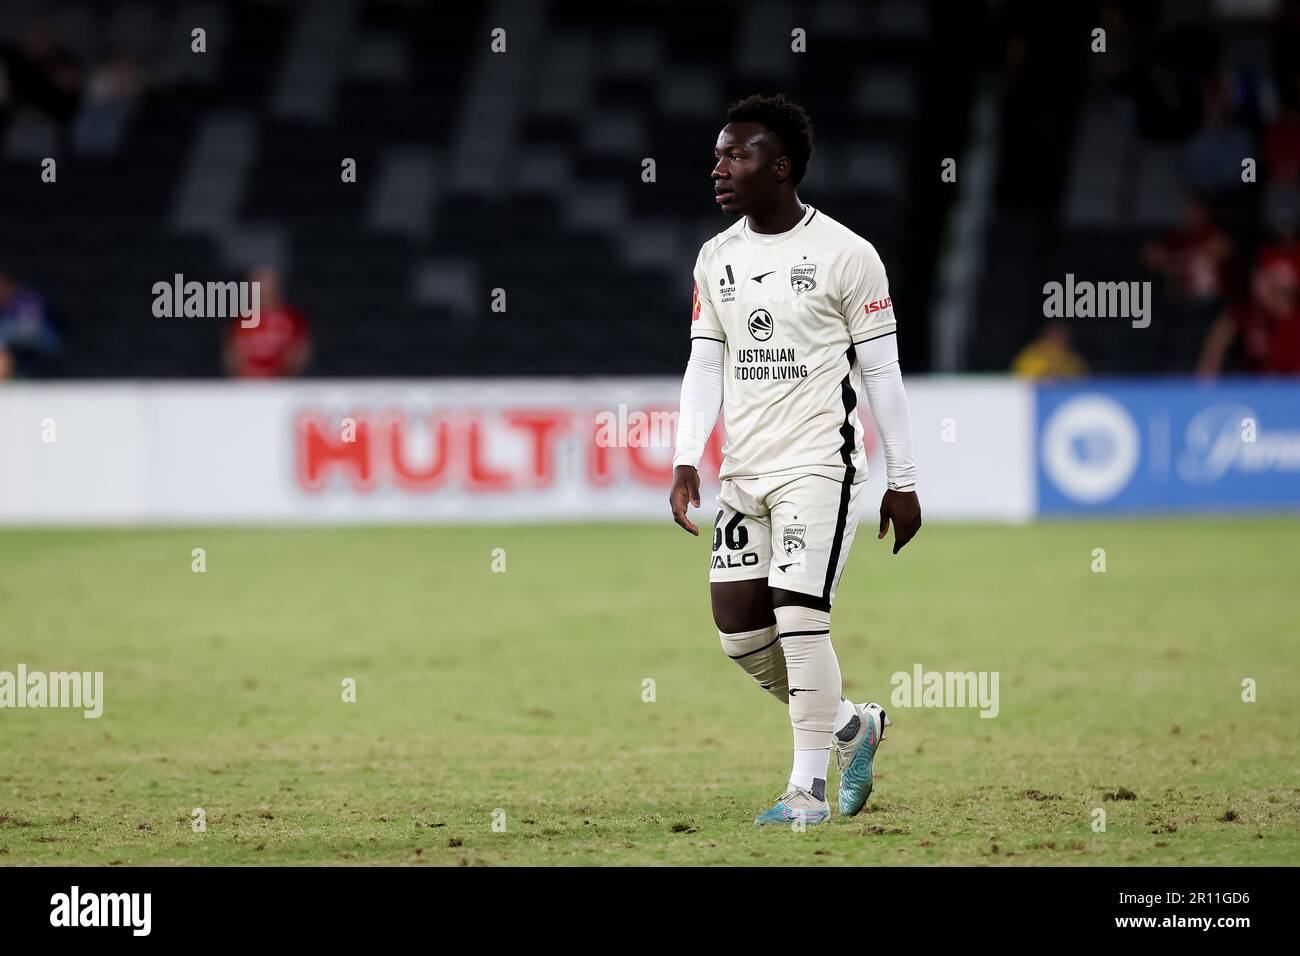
[708,472,867,607]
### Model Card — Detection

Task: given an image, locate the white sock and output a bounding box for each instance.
[789,747,830,797]
[834,697,857,735]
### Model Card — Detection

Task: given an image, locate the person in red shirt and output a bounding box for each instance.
[1256,233,1300,282]
[224,265,310,378]
[1264,104,1300,185]
[1198,259,1300,377]
[1143,196,1233,304]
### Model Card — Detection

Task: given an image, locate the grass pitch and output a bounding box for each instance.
[1,518,1297,866]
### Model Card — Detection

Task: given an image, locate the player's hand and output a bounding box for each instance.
[878,489,921,554]
[669,465,702,536]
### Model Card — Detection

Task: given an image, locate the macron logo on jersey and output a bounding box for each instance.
[865,296,892,315]
[691,282,701,322]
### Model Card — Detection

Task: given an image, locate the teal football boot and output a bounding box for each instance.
[754,782,830,827]
[833,702,891,817]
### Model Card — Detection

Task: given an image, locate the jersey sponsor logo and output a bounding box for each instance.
[748,308,774,342]
[865,296,892,315]
[712,552,760,569]
[691,282,701,321]
[752,270,776,283]
[719,264,737,303]
[782,523,807,555]
[790,262,818,294]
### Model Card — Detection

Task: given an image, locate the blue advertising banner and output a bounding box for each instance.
[1036,381,1300,515]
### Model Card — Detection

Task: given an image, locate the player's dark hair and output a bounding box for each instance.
[726,93,815,185]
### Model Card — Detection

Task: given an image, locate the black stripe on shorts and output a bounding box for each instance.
[822,348,858,603]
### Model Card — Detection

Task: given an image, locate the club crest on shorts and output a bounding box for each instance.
[790,263,817,295]
[782,523,807,555]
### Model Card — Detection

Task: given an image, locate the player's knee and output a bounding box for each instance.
[774,604,833,664]
[719,625,788,702]
[712,605,766,633]
[710,580,774,633]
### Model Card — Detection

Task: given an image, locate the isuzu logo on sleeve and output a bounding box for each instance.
[790,262,817,294]
[719,264,737,303]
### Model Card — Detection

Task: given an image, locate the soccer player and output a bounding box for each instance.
[669,94,921,826]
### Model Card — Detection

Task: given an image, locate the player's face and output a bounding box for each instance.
[712,122,782,215]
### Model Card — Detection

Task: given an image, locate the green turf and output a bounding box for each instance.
[1,518,1297,866]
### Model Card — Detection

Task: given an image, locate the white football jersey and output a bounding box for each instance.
[689,204,896,485]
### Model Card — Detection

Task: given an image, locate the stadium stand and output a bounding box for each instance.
[0,0,962,378]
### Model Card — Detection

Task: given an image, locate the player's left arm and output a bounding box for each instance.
[840,241,921,554]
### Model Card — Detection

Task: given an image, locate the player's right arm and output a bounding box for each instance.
[669,251,726,536]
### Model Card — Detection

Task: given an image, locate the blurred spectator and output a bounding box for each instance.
[1142,196,1233,304]
[1197,259,1300,377]
[1259,106,1300,249]
[1184,71,1253,192]
[0,272,61,379]
[1263,103,1300,185]
[224,267,311,378]
[0,20,81,123]
[1257,206,1300,278]
[72,50,143,156]
[1012,321,1088,379]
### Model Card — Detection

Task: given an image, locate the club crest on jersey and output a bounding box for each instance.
[718,264,737,303]
[782,523,807,555]
[748,308,774,341]
[790,263,817,295]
